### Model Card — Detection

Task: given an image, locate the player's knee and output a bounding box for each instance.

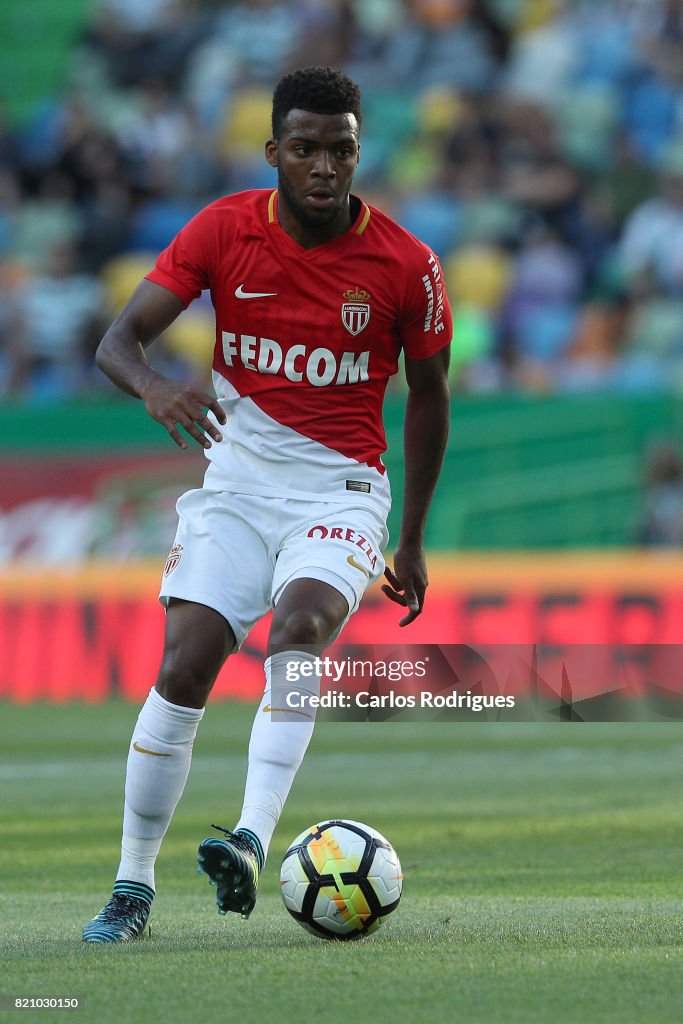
[155,659,215,709]
[270,608,332,647]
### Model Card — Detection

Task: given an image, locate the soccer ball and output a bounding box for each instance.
[279,819,402,940]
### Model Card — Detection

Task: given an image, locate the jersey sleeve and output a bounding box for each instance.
[145,206,217,307]
[398,245,453,360]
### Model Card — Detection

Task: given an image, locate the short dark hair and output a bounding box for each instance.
[271,66,361,139]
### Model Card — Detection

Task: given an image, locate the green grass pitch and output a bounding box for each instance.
[1,701,682,1024]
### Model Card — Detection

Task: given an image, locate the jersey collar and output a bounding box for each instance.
[267,189,371,258]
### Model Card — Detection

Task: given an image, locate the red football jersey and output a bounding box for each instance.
[146,189,451,510]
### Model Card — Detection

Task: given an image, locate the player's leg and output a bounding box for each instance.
[198,578,348,919]
[83,600,235,942]
[235,577,349,852]
[117,600,235,887]
[208,506,388,921]
[231,506,388,869]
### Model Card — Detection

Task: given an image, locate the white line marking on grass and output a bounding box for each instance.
[0,761,121,780]
[0,755,243,780]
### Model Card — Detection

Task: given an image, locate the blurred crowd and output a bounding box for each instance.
[2,0,683,399]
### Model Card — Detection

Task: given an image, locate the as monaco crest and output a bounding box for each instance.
[163,543,183,576]
[341,287,371,336]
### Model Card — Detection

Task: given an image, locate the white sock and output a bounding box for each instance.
[116,686,204,890]
[235,651,320,868]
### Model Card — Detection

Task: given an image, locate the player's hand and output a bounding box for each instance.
[139,377,227,449]
[381,545,428,626]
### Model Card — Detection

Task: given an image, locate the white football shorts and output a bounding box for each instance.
[159,487,389,648]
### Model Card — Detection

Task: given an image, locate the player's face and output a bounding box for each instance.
[266,110,360,241]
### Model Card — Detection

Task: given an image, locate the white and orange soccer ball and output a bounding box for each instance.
[279,819,403,940]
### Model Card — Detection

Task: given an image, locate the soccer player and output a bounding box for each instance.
[83,66,451,942]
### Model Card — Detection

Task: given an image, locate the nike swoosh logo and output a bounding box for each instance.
[133,741,172,757]
[235,284,278,299]
[262,704,313,719]
[347,554,370,577]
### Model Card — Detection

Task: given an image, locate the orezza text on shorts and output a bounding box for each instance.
[305,525,378,570]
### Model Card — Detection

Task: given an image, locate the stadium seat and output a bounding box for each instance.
[460,197,522,246]
[444,245,512,310]
[516,0,559,32]
[416,86,462,136]
[448,306,495,377]
[226,156,277,194]
[554,85,619,171]
[610,353,669,393]
[360,90,420,179]
[513,304,579,360]
[100,253,159,310]
[624,75,678,164]
[0,0,91,123]
[395,192,463,257]
[164,313,215,372]
[217,88,273,159]
[127,200,202,253]
[574,21,633,86]
[625,298,683,358]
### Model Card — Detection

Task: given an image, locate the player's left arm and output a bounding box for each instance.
[382,345,450,626]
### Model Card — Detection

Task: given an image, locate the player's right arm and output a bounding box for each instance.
[96,279,226,450]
